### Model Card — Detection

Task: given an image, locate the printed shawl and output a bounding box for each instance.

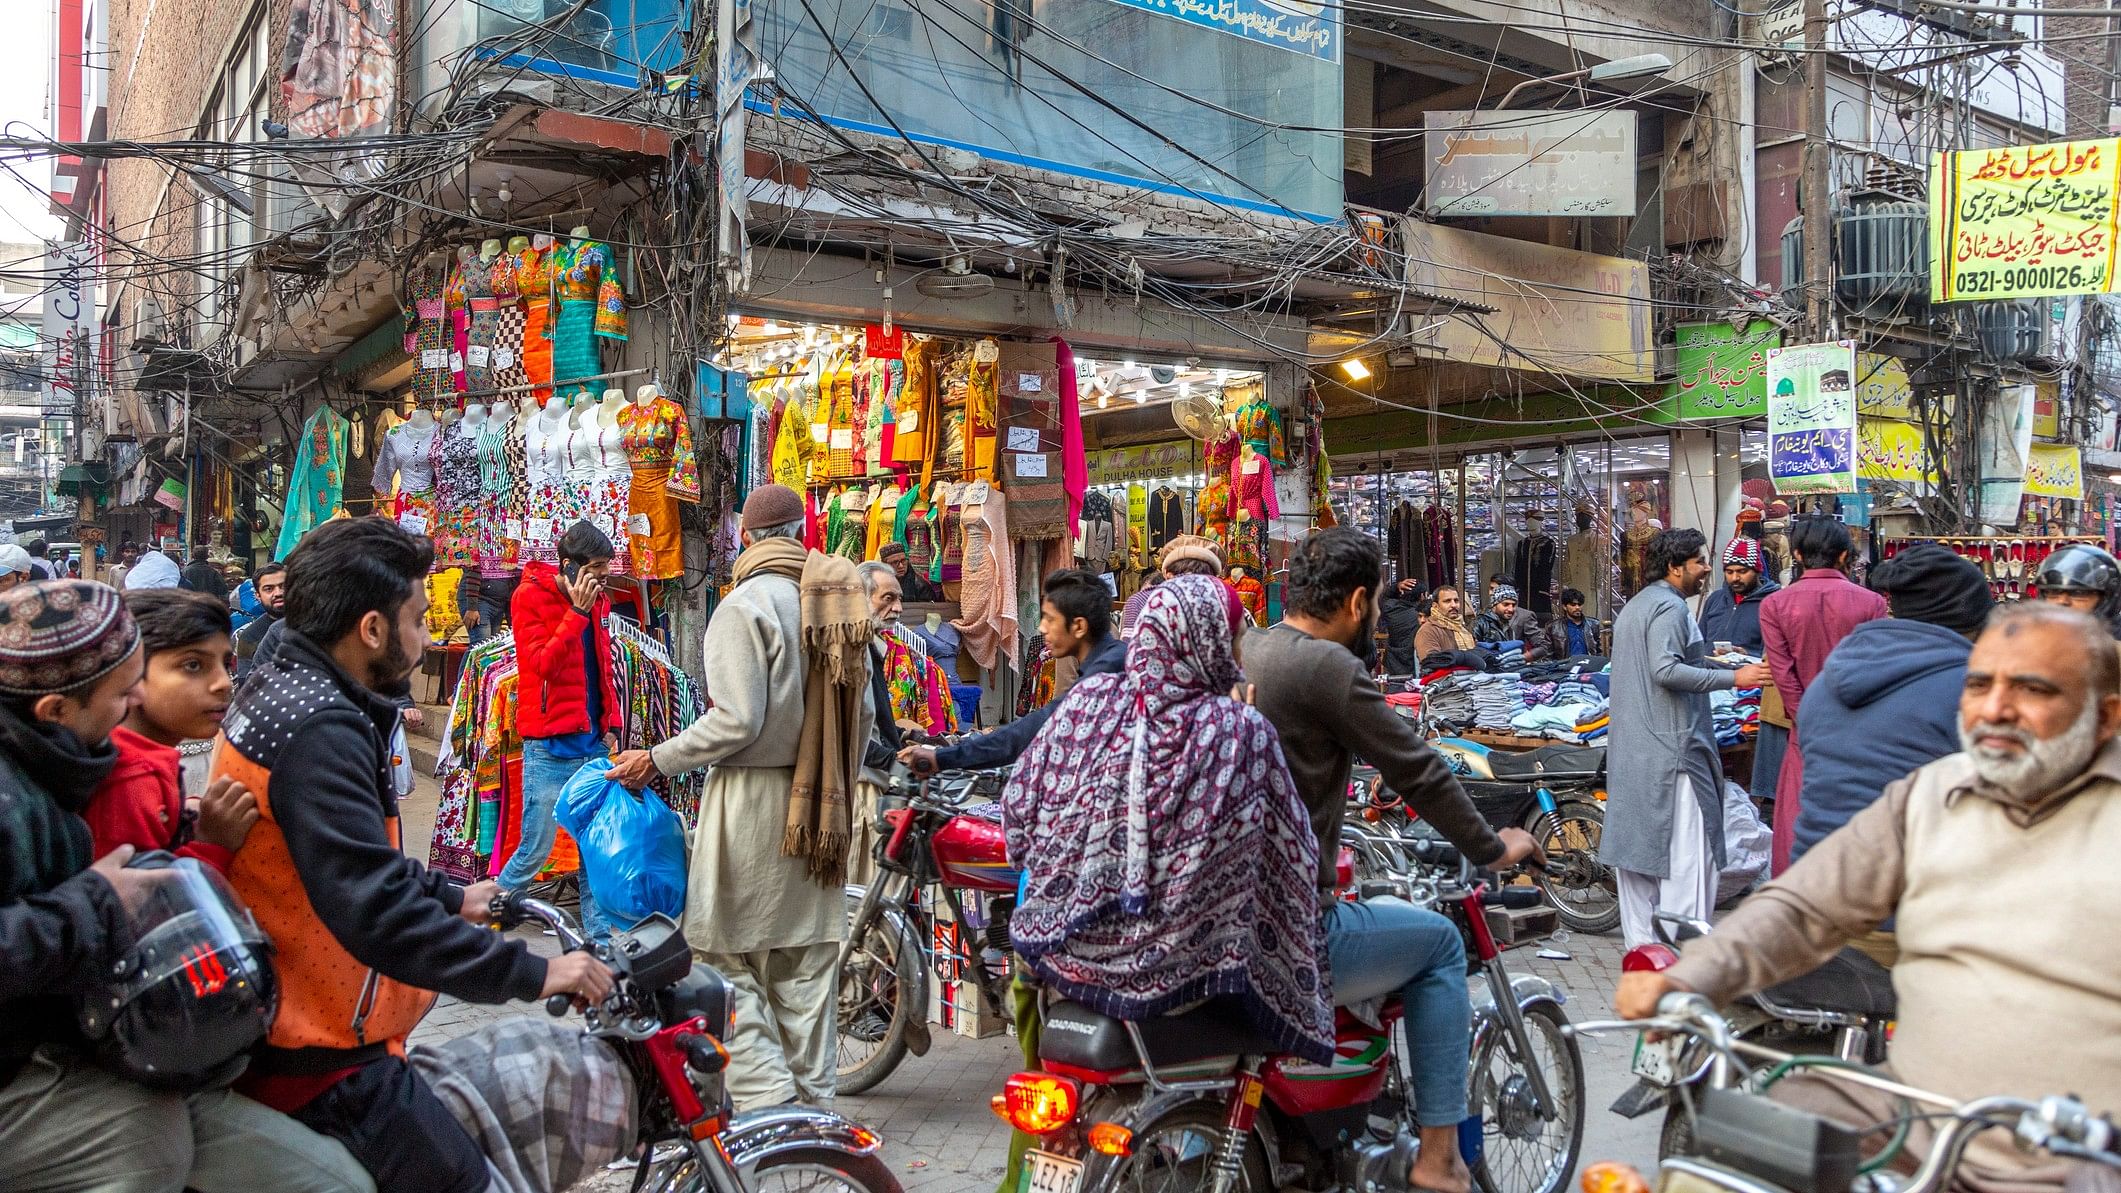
[1002,575,1333,1064]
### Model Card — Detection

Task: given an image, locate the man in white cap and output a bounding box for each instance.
[0,545,33,593]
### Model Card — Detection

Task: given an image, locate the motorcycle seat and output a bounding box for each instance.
[1752,948,1897,1019]
[1038,997,1278,1075]
[1484,744,1606,781]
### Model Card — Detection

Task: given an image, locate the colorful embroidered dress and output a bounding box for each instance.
[617,396,701,580]
[276,405,349,558]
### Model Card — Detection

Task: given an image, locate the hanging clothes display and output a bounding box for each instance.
[461,250,503,393]
[618,392,701,580]
[474,416,521,572]
[1146,487,1185,553]
[487,247,530,393]
[952,485,1018,672]
[373,418,440,534]
[569,407,634,574]
[548,237,623,403]
[430,421,483,568]
[405,265,452,403]
[522,403,578,565]
[518,241,555,401]
[276,405,350,559]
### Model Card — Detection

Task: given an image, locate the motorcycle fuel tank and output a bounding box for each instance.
[931,814,1020,893]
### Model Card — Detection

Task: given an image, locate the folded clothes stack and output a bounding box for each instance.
[1509,702,1599,738]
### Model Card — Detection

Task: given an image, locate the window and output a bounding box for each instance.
[194,7,270,338]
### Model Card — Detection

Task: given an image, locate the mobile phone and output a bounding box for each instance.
[563,561,581,583]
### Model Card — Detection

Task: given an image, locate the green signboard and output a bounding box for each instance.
[1669,320,1781,420]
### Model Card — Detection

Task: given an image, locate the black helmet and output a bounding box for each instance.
[2033,544,2121,619]
[76,852,277,1091]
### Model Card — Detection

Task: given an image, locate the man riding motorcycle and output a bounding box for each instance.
[1246,528,1543,1193]
[2034,543,2121,641]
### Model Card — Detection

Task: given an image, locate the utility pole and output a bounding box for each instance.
[1802,0,1832,341]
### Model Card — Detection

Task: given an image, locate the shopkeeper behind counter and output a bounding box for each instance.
[881,542,940,603]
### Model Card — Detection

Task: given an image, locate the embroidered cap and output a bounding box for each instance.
[0,580,141,696]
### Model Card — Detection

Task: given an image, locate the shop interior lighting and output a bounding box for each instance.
[1097,394,1108,409]
[1341,358,1372,382]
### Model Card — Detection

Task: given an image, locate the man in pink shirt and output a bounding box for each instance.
[1758,516,1886,874]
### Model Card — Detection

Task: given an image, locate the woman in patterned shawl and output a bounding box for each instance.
[1001,574,1333,1064]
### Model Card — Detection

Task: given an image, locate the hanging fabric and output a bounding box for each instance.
[275,405,350,559]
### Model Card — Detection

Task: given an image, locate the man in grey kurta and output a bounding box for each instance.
[608,486,870,1108]
[1603,527,1770,948]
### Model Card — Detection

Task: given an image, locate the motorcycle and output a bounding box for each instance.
[490,891,903,1193]
[836,767,1021,1094]
[1355,723,1616,934]
[1608,914,1895,1161]
[1569,995,2120,1192]
[992,843,1586,1193]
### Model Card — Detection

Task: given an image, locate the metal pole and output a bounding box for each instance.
[1803,0,1833,340]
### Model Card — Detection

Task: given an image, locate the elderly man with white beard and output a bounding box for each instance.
[1617,603,2121,1191]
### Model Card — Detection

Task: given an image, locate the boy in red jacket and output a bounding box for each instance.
[83,588,258,870]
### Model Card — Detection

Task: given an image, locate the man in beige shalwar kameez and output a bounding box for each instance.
[609,485,872,1108]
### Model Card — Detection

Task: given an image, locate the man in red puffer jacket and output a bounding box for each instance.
[505,521,625,941]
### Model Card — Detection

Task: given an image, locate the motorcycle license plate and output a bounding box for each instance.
[1631,1033,1686,1085]
[1023,1150,1084,1193]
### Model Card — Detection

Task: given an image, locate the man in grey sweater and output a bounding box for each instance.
[1246,528,1539,1193]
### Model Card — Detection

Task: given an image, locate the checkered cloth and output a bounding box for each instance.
[410,1017,638,1193]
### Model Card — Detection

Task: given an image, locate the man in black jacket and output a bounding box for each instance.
[900,569,1124,776]
[218,518,614,1192]
[233,561,286,677]
[0,579,375,1192]
[1377,577,1427,675]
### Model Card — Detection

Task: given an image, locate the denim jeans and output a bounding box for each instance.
[501,738,613,942]
[1324,896,1469,1127]
[463,573,517,647]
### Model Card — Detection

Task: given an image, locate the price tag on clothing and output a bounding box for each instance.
[1243,454,1263,475]
[811,422,829,444]
[1006,426,1041,453]
[1013,452,1048,479]
[527,521,555,545]
[494,348,516,368]
[897,408,918,434]
[449,352,465,373]
[964,480,991,504]
[629,513,652,535]
[421,349,447,369]
[830,428,854,450]
[399,513,428,535]
[467,346,491,368]
[1016,373,1044,394]
[974,340,999,364]
[508,520,527,541]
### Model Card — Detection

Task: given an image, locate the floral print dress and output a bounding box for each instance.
[431,424,483,568]
[616,396,700,580]
[567,409,634,575]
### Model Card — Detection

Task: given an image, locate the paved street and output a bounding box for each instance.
[397,743,1658,1193]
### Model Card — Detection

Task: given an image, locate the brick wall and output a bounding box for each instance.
[2046,1,2116,136]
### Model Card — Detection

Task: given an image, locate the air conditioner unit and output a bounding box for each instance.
[131,296,169,350]
[263,158,332,241]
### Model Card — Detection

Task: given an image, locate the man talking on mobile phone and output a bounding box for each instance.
[505,521,625,943]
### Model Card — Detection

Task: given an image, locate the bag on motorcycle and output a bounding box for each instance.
[555,759,689,925]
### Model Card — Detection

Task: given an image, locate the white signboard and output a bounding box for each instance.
[41,242,95,413]
[1423,110,1637,217]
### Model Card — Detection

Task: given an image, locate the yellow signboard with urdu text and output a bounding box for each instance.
[2025,443,2084,500]
[1931,139,2121,302]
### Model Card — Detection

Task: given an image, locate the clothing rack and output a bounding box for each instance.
[609,613,674,669]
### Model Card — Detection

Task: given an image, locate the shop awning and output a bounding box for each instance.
[54,462,111,497]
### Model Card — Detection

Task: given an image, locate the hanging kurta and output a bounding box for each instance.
[487,252,529,394]
[406,266,452,403]
[618,396,701,580]
[444,258,473,393]
[548,239,624,403]
[522,406,578,565]
[461,253,502,394]
[518,245,555,401]
[373,421,440,534]
[569,412,634,574]
[276,406,350,559]
[475,418,521,572]
[431,424,483,568]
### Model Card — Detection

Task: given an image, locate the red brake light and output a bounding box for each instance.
[990,1072,1079,1134]
[1622,943,1679,973]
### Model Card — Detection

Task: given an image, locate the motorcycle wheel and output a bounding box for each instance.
[642,1146,906,1193]
[835,893,923,1095]
[1526,801,1620,936]
[1470,1002,1586,1193]
[1087,1100,1270,1193]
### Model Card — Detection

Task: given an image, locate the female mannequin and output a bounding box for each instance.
[549,226,624,403]
[596,385,630,426]
[457,403,486,433]
[479,238,502,263]
[447,244,479,392]
[523,396,578,564]
[617,381,699,579]
[432,396,484,567]
[569,388,633,572]
[375,406,440,533]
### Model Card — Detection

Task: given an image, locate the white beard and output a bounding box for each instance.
[1960,699,2102,799]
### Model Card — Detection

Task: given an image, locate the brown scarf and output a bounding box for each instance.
[1427,606,1476,651]
[767,544,871,886]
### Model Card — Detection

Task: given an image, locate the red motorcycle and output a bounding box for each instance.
[487,891,901,1193]
[990,843,1585,1193]
[835,768,1021,1093]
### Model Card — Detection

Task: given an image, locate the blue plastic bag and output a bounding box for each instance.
[554,758,688,925]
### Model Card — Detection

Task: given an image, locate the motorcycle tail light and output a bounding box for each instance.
[990,1072,1079,1134]
[1621,943,1679,973]
[1087,1123,1132,1156]
[1580,1162,1649,1193]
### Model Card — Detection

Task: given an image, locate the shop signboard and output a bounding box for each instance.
[1088,441,1204,486]
[1669,320,1780,419]
[1857,418,1939,489]
[1977,384,2038,525]
[2032,382,2061,439]
[1099,0,1339,62]
[1930,138,2121,302]
[2025,443,2084,500]
[1422,110,1637,217]
[1402,221,1654,382]
[1766,340,1859,495]
[1855,354,1916,419]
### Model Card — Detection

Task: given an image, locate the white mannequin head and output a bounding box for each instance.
[408,407,436,430]
[569,225,591,241]
[461,402,486,428]
[479,239,502,262]
[633,383,659,406]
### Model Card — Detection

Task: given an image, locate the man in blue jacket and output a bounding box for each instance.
[900,568,1123,776]
[1792,543,1993,867]
[1697,537,1780,654]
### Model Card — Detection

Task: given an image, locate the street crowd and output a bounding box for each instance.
[2,490,2119,1192]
